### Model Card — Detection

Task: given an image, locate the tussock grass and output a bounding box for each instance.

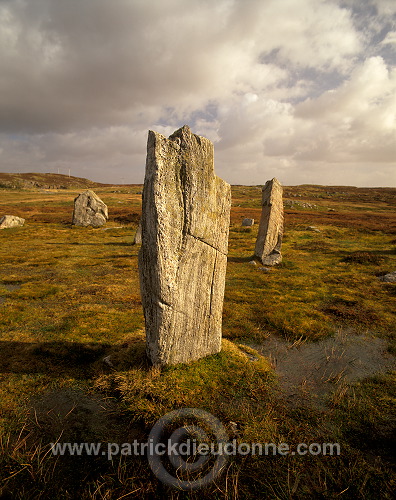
[0,183,395,498]
[341,251,387,265]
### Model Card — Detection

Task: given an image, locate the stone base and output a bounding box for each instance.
[261,250,282,266]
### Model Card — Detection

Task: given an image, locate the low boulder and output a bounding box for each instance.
[0,215,25,229]
[72,190,108,227]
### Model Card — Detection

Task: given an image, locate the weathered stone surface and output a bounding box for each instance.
[0,215,25,229]
[139,125,231,366]
[242,218,254,226]
[72,190,108,227]
[254,178,283,266]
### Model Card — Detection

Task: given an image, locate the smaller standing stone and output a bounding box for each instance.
[242,218,254,226]
[72,190,108,227]
[133,221,142,245]
[254,178,283,266]
[0,215,25,229]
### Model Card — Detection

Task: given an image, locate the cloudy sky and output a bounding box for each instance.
[0,0,395,186]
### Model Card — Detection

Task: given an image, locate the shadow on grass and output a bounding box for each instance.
[0,339,149,378]
[45,241,134,246]
[228,255,255,263]
[113,214,140,224]
[340,250,390,265]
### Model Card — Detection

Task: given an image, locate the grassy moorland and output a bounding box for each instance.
[0,179,395,499]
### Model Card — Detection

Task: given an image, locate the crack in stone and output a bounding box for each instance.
[187,232,227,256]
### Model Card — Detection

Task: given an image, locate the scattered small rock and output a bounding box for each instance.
[284,200,318,209]
[306,226,321,232]
[242,218,254,226]
[103,355,115,368]
[258,267,271,273]
[378,271,396,283]
[0,215,25,229]
[249,260,257,266]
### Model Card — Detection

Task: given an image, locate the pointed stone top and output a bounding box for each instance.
[169,125,190,138]
[75,189,100,200]
[167,125,207,148]
[263,178,282,194]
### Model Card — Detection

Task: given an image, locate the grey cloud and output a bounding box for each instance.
[0,0,394,186]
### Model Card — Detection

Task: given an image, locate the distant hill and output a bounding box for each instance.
[1,172,394,206]
[0,172,111,190]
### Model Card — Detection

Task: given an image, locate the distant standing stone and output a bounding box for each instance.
[242,218,254,226]
[133,221,142,245]
[0,215,25,229]
[139,125,231,366]
[72,190,108,227]
[254,178,283,266]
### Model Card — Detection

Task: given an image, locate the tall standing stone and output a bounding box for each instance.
[72,190,108,227]
[139,125,231,366]
[254,178,283,265]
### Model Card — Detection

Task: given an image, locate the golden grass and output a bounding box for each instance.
[0,183,395,499]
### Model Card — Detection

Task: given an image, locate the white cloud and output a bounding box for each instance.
[382,31,396,45]
[294,57,396,160]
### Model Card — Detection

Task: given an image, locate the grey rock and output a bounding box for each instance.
[262,250,282,266]
[249,260,257,266]
[0,215,25,229]
[258,266,271,273]
[103,355,115,368]
[242,218,254,226]
[139,125,231,366]
[72,190,108,227]
[254,178,283,266]
[306,226,321,232]
[284,200,317,209]
[379,271,396,283]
